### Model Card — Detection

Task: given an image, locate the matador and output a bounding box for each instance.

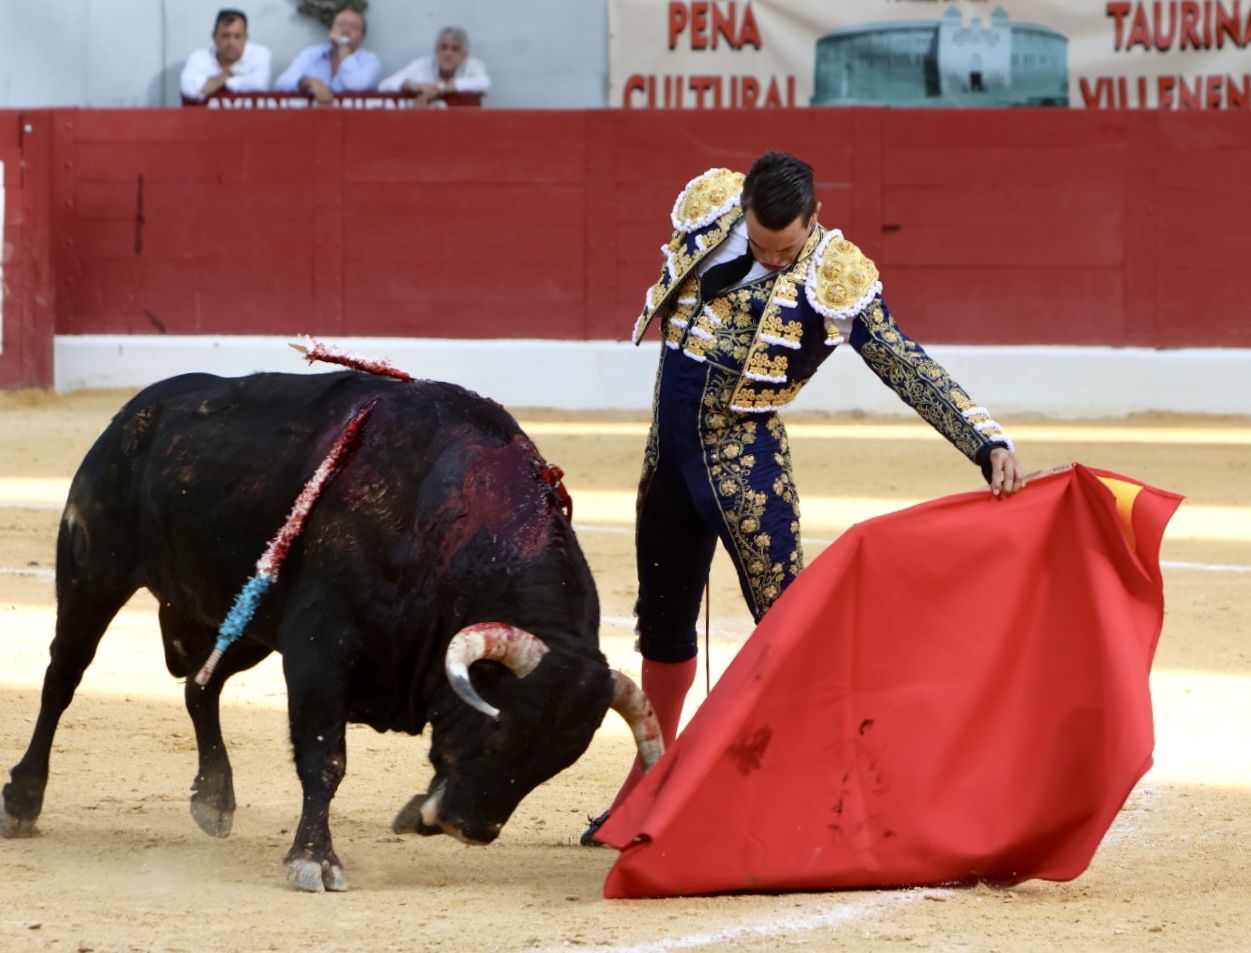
[584,152,1025,844]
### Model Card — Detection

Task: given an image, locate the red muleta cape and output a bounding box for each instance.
[598,464,1183,898]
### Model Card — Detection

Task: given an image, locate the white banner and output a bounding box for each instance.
[609,0,1251,109]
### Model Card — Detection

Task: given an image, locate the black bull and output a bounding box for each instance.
[1,371,660,892]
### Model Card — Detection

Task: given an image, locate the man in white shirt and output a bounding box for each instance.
[180,8,272,102]
[274,7,381,105]
[379,26,491,107]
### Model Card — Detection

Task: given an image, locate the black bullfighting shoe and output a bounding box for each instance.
[580,810,611,846]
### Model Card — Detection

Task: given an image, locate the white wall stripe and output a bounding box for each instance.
[51,335,1251,417]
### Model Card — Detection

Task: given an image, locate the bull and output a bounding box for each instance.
[1,370,660,891]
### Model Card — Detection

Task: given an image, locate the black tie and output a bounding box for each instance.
[700,250,756,301]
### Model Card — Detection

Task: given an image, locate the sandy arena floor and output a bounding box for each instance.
[1,388,1249,953]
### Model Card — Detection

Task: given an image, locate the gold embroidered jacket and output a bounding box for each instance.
[631,168,1012,466]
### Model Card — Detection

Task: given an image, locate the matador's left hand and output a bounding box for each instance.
[989,447,1026,498]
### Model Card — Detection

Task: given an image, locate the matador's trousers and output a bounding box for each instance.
[634,348,805,664]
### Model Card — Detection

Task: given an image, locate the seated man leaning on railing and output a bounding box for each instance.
[180,8,272,102]
[379,26,490,108]
[274,6,381,105]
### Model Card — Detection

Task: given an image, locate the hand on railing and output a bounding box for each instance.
[181,90,482,109]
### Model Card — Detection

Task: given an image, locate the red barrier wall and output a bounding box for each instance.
[0,112,54,388]
[3,107,1251,387]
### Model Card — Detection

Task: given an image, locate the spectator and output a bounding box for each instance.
[274,6,381,104]
[379,26,491,107]
[180,8,272,101]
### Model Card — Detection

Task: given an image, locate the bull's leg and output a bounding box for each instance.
[184,642,272,837]
[2,582,134,837]
[279,624,351,893]
[160,603,273,838]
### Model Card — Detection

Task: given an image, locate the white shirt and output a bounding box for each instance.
[274,43,382,93]
[180,42,272,100]
[378,55,492,98]
[698,219,853,337]
[696,219,772,285]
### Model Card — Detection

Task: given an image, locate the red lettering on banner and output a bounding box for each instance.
[712,2,736,49]
[1110,1,1250,51]
[1080,71,1251,107]
[1216,2,1249,45]
[622,73,794,109]
[1207,73,1224,105]
[1176,72,1202,106]
[763,77,783,107]
[739,3,762,49]
[690,74,714,106]
[1127,3,1154,47]
[1153,2,1178,48]
[741,76,760,107]
[1231,74,1251,104]
[668,2,688,50]
[1107,2,1132,48]
[1080,76,1112,106]
[667,1,763,51]
[669,75,685,107]
[1180,1,1204,49]
[1150,75,1170,105]
[624,74,648,108]
[691,1,709,49]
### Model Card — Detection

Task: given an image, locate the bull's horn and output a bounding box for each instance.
[609,670,665,770]
[445,622,550,721]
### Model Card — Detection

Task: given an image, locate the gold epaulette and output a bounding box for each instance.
[670,168,746,232]
[804,230,882,319]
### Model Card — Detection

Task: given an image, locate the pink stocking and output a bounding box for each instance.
[609,657,698,811]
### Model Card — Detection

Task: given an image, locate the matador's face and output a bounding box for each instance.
[744,203,821,270]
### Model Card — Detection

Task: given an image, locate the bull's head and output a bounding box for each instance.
[393,622,662,844]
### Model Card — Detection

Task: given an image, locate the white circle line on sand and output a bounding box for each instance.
[532,891,925,953]
[0,567,55,581]
[1160,559,1251,574]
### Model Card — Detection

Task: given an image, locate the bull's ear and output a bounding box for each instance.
[609,670,664,770]
[445,622,550,720]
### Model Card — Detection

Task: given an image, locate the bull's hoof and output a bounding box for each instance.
[286,857,348,893]
[190,799,234,838]
[0,799,38,839]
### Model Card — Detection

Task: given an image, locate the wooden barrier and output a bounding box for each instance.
[2,106,1251,389]
[0,111,54,389]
